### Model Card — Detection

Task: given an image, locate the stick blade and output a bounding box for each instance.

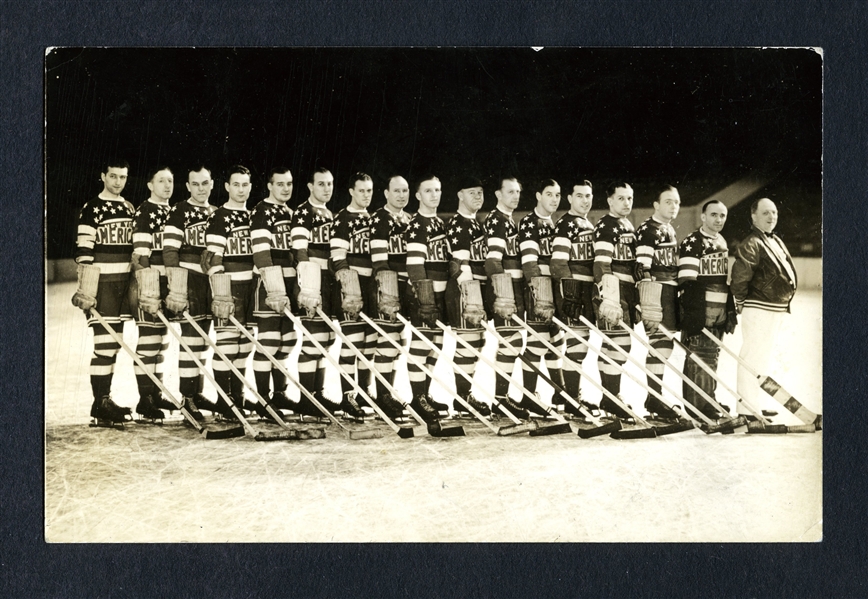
[295,427,327,440]
[427,422,466,437]
[397,425,424,438]
[787,423,817,433]
[610,426,658,440]
[702,416,749,435]
[813,415,823,430]
[348,428,387,440]
[654,421,695,436]
[254,429,316,441]
[202,426,245,439]
[496,422,534,436]
[746,420,789,435]
[577,419,622,438]
[529,422,573,436]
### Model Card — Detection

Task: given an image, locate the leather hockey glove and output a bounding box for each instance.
[637,279,663,334]
[530,276,555,322]
[210,273,235,320]
[135,267,162,316]
[490,273,517,320]
[72,263,100,311]
[260,265,290,314]
[165,267,189,314]
[376,270,402,322]
[597,273,624,327]
[296,262,323,317]
[460,280,487,327]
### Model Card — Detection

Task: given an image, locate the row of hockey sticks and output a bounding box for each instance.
[89,308,245,439]
[700,328,822,430]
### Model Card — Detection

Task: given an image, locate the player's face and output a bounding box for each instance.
[349,179,374,211]
[701,203,728,234]
[308,172,334,205]
[267,172,293,204]
[225,173,252,205]
[415,179,442,212]
[655,189,681,222]
[384,177,409,211]
[101,167,128,197]
[147,169,173,201]
[752,199,778,233]
[568,185,593,216]
[186,169,213,203]
[536,184,561,216]
[495,180,521,212]
[607,185,633,217]
[457,186,484,214]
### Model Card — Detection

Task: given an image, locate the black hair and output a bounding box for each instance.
[308,167,332,185]
[268,167,292,183]
[606,181,632,197]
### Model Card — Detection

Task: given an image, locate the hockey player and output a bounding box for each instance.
[592,181,638,419]
[289,168,342,414]
[72,159,136,425]
[549,179,599,417]
[162,165,220,419]
[517,179,565,415]
[128,166,174,421]
[634,185,682,420]
[200,165,257,418]
[445,176,491,417]
[482,176,530,419]
[328,172,377,420]
[250,167,303,415]
[678,199,738,419]
[368,175,415,419]
[731,198,794,419]
[403,175,449,422]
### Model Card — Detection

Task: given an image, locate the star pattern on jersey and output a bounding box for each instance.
[293,203,332,230]
[183,205,213,229]
[144,206,169,232]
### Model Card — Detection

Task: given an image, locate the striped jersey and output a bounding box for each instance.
[446,212,487,281]
[330,207,372,276]
[370,206,411,278]
[75,195,135,278]
[518,208,556,281]
[250,199,295,276]
[290,199,333,271]
[483,207,521,280]
[405,212,449,292]
[678,228,729,309]
[550,211,595,282]
[131,198,171,272]
[635,216,678,285]
[204,206,253,282]
[593,213,636,283]
[162,199,216,273]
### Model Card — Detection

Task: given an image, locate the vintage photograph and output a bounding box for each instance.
[45,47,822,542]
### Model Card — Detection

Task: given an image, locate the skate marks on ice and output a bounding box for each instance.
[45,422,821,543]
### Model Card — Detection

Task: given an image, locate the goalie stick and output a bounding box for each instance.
[507,315,662,440]
[313,308,465,438]
[227,314,384,440]
[90,309,244,439]
[283,308,427,439]
[181,312,325,441]
[435,319,574,437]
[362,312,533,436]
[701,328,822,430]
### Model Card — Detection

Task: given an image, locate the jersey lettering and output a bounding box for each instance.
[570,238,594,261]
[185,224,207,247]
[96,221,133,245]
[226,236,252,256]
[700,252,728,276]
[429,236,448,261]
[470,238,487,261]
[654,246,678,267]
[151,231,163,251]
[505,235,519,256]
[349,229,370,254]
[310,223,330,244]
[388,234,406,255]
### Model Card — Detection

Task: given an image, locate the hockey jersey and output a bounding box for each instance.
[330,207,372,276]
[131,198,171,273]
[405,212,449,292]
[204,206,253,281]
[550,211,595,282]
[162,199,216,273]
[483,207,521,280]
[593,213,637,283]
[635,215,678,285]
[518,208,556,281]
[290,199,333,270]
[250,199,295,276]
[75,195,136,279]
[446,212,487,281]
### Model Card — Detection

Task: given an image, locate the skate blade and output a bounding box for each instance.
[89,419,126,430]
[133,418,164,425]
[529,422,573,436]
[577,419,622,438]
[610,426,658,440]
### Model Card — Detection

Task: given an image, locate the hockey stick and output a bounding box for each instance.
[476,318,622,438]
[434,319,574,437]
[89,308,244,439]
[362,312,530,436]
[507,315,662,439]
[181,311,324,441]
[226,314,385,440]
[547,316,696,437]
[616,319,748,434]
[656,324,792,434]
[283,309,427,439]
[314,308,465,437]
[701,328,822,429]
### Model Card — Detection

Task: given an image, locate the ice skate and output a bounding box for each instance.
[493,395,529,420]
[600,395,633,421]
[643,395,681,422]
[340,392,367,422]
[135,394,165,423]
[517,393,550,417]
[89,395,131,428]
[410,393,440,423]
[454,393,490,418]
[373,391,406,421]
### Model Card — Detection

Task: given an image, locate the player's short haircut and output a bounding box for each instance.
[227,165,251,180]
[188,165,212,180]
[415,175,440,193]
[308,167,332,185]
[348,172,372,189]
[268,166,292,183]
[702,199,726,214]
[570,179,593,193]
[537,178,559,194]
[750,197,773,214]
[102,158,129,174]
[606,181,632,197]
[656,184,678,201]
[498,176,522,190]
[147,165,173,181]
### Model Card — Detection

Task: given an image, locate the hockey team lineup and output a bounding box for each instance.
[69,160,821,443]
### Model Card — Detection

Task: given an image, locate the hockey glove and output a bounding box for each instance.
[336,268,364,321]
[296,262,323,317]
[414,279,440,329]
[376,270,402,322]
[135,267,162,316]
[165,267,189,314]
[490,273,517,320]
[210,273,235,320]
[260,265,290,314]
[597,273,623,327]
[460,280,487,327]
[72,263,100,311]
[530,276,555,322]
[637,279,663,334]
[560,278,583,320]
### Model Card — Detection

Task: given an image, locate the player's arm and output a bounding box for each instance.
[677,234,701,286]
[290,208,312,264]
[74,202,98,265]
[201,212,227,275]
[329,212,351,273]
[130,207,153,271]
[447,218,473,283]
[369,214,390,275]
[634,222,655,281]
[405,219,429,283]
[730,235,760,310]
[519,219,543,282]
[484,215,507,278]
[250,208,275,270]
[549,217,573,282]
[161,205,183,268]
